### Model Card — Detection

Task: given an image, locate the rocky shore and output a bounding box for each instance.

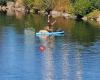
[82,10,100,24]
[0,1,76,19]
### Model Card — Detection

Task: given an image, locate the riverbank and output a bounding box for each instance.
[82,10,100,25]
[0,2,76,19]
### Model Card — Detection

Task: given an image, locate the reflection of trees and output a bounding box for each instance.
[54,17,75,32]
[24,14,47,32]
[37,35,55,80]
[0,13,99,46]
[71,21,96,46]
[0,13,25,34]
[0,13,47,33]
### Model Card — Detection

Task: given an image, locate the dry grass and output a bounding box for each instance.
[86,9,100,19]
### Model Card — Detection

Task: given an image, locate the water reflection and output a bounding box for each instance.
[0,13,100,80]
[37,35,55,52]
[71,21,96,46]
[41,37,55,80]
[75,44,83,80]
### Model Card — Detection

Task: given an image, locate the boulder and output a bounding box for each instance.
[0,6,1,10]
[97,16,100,24]
[1,6,7,11]
[7,1,15,10]
[51,10,62,17]
[82,16,88,21]
[62,13,70,17]
[15,6,25,12]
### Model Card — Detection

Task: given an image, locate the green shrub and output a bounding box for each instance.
[74,0,92,16]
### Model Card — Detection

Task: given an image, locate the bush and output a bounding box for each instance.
[74,0,92,16]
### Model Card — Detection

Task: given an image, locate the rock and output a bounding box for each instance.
[97,16,100,24]
[15,0,25,12]
[7,9,15,16]
[15,6,25,12]
[7,1,15,10]
[30,9,34,13]
[90,18,94,21]
[82,16,88,21]
[51,10,76,19]
[62,13,70,17]
[70,15,77,19]
[51,10,62,17]
[0,6,1,10]
[1,6,7,11]
[39,10,45,14]
[62,13,76,19]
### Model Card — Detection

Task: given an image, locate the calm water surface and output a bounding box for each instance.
[0,12,100,80]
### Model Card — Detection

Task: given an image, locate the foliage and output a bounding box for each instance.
[65,2,74,13]
[54,0,74,13]
[33,0,43,9]
[74,0,92,16]
[42,0,55,9]
[24,0,42,9]
[24,0,33,7]
[24,0,55,9]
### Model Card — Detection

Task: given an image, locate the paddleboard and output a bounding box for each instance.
[36,31,64,35]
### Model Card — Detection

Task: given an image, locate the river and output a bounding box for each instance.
[0,11,100,80]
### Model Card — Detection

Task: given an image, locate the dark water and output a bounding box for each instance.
[0,12,100,80]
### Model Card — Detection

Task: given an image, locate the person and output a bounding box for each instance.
[47,14,56,26]
[39,25,53,33]
[39,14,56,33]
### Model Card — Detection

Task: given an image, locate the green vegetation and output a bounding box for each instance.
[24,0,43,9]
[74,0,92,16]
[42,0,55,10]
[73,0,100,16]
[23,0,55,10]
[22,0,100,16]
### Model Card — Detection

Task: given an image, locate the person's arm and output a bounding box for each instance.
[51,20,56,25]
